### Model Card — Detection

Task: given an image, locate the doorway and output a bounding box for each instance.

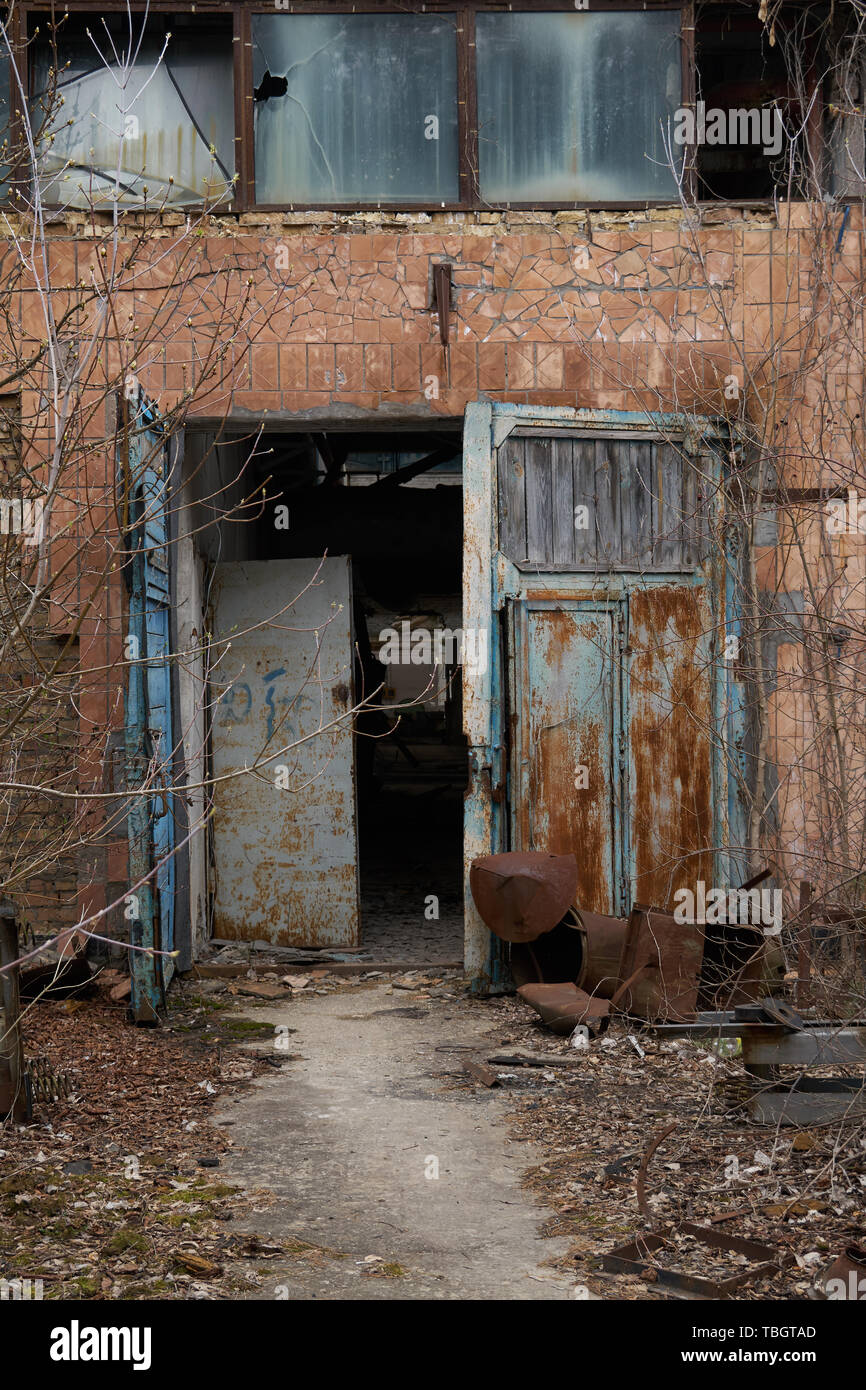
[193,425,467,964]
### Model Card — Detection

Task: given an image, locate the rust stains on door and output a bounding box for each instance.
[509,600,624,915]
[629,584,715,910]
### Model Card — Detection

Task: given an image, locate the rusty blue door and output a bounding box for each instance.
[123,390,175,1022]
[463,404,733,991]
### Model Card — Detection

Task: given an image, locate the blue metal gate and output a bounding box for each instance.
[121,388,175,1022]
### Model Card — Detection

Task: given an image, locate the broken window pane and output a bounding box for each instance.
[476,12,682,203]
[696,7,794,199]
[252,14,459,205]
[32,19,234,209]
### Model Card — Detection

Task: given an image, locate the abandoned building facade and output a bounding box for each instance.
[2,1,864,1019]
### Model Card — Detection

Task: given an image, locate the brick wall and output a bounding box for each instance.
[5,198,864,926]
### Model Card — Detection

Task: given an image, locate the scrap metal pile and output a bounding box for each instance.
[470,851,866,1129]
[470,851,785,1033]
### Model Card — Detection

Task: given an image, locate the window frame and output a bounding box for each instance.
[21,0,821,214]
[19,4,237,212]
[240,1,693,213]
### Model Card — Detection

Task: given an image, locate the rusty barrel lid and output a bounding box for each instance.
[469,851,578,942]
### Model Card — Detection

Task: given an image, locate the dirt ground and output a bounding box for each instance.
[2,964,864,1300]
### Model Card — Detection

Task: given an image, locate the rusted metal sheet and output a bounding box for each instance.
[628,585,715,909]
[517,981,611,1033]
[509,599,625,915]
[573,909,628,997]
[462,1059,500,1088]
[210,557,359,947]
[617,902,703,1021]
[698,921,774,1009]
[601,1222,790,1298]
[469,851,577,942]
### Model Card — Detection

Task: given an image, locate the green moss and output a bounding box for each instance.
[29,1197,65,1216]
[365,1262,406,1278]
[223,1019,272,1037]
[103,1228,148,1255]
[171,994,230,1014]
[164,1211,204,1230]
[52,1223,83,1242]
[0,1175,34,1195]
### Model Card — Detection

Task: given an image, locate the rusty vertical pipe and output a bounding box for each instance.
[797,880,812,1010]
[0,899,25,1122]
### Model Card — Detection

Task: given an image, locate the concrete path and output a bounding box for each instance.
[215,981,574,1299]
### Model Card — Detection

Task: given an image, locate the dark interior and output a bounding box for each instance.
[695,5,809,200]
[252,429,467,961]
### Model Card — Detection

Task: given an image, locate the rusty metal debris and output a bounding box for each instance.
[516,982,611,1034]
[758,996,806,1031]
[473,853,782,1028]
[636,1122,678,1219]
[462,1059,500,1088]
[26,1054,73,1107]
[572,909,628,997]
[485,1050,588,1069]
[652,1005,866,1124]
[822,1243,866,1297]
[469,852,578,943]
[19,941,96,1002]
[617,903,703,1023]
[0,898,25,1121]
[601,1222,791,1298]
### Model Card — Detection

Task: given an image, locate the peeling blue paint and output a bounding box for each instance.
[463,401,743,992]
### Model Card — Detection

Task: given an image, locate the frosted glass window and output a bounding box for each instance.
[252,14,459,205]
[476,12,682,203]
[33,27,235,209]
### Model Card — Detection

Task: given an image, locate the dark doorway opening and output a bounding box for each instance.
[251,428,467,965]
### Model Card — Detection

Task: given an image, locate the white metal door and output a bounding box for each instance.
[210,557,359,946]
